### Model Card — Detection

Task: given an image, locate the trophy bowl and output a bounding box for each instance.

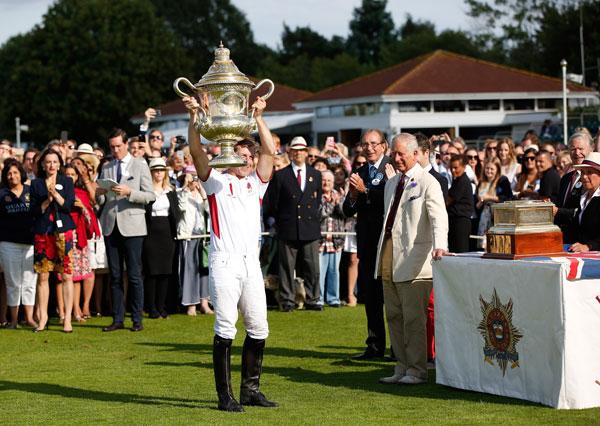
[173,43,275,168]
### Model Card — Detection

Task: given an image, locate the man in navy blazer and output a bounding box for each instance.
[554,132,594,243]
[263,136,322,311]
[343,129,392,359]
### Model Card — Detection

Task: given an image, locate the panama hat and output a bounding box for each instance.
[149,157,167,170]
[573,152,600,172]
[289,136,308,150]
[76,143,95,155]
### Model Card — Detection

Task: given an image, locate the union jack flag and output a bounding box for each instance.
[529,251,600,281]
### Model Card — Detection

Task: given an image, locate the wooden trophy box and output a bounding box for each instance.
[483,200,565,260]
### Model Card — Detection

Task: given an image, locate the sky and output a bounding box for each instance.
[0,0,470,48]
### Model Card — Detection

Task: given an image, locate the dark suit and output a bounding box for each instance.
[428,167,449,204]
[342,155,392,355]
[554,170,583,244]
[263,164,322,308]
[447,173,473,253]
[538,167,561,204]
[571,195,600,251]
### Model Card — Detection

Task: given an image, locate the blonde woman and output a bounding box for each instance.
[497,138,521,189]
[476,157,514,246]
[143,158,179,319]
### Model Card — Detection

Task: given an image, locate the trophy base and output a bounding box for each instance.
[484,231,565,260]
[207,138,247,168]
[208,153,247,168]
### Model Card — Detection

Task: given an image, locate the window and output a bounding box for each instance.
[433,100,466,112]
[316,106,330,118]
[397,101,430,112]
[504,99,535,111]
[538,99,561,109]
[344,105,358,116]
[468,100,500,111]
[330,106,344,117]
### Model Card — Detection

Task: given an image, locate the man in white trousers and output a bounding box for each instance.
[183,94,277,412]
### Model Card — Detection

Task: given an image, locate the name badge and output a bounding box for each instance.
[55,184,63,190]
[56,220,63,228]
[575,182,582,189]
[372,178,381,186]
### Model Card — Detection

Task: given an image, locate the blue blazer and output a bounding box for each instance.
[30,174,76,234]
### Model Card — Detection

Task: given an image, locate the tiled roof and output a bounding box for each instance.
[132,77,311,119]
[300,50,593,103]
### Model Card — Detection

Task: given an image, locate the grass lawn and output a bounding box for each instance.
[0,306,598,425]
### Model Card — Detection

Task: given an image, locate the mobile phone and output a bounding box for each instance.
[154,109,162,117]
[60,131,68,144]
[325,136,335,148]
[176,150,184,160]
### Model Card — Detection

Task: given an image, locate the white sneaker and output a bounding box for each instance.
[378,373,404,384]
[398,375,427,385]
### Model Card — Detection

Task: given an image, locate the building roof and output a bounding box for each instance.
[132,78,311,120]
[300,50,593,103]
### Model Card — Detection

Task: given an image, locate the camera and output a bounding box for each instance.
[175,135,187,150]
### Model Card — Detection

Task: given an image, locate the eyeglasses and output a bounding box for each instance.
[66,145,75,150]
[307,155,318,159]
[524,156,536,161]
[150,135,162,140]
[466,155,478,160]
[361,142,384,149]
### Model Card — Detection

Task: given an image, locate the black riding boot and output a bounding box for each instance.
[239,335,278,407]
[213,335,244,412]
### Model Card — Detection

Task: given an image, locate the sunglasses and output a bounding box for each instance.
[354,161,366,167]
[466,155,478,160]
[150,135,163,140]
[486,146,497,151]
[524,156,536,161]
[307,155,318,158]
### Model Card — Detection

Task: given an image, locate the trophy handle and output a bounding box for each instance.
[253,79,275,100]
[250,79,275,119]
[173,77,197,98]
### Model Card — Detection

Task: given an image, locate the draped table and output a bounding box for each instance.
[433,254,600,409]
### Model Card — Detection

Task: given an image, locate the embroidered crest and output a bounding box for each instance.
[477,288,523,376]
[247,181,253,193]
[371,178,381,186]
[4,195,11,202]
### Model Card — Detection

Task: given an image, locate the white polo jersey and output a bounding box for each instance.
[202,168,269,255]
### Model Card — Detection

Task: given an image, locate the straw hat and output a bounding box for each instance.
[289,136,308,150]
[573,152,600,172]
[149,157,167,170]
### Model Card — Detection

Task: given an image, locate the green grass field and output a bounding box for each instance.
[1,306,598,425]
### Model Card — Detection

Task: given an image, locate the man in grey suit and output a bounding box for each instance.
[96,128,156,332]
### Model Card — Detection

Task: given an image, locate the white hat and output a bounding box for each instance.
[76,143,95,155]
[148,157,167,170]
[573,152,600,172]
[289,136,308,150]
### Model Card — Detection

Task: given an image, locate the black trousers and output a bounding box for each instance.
[144,274,169,316]
[278,239,320,306]
[358,252,386,353]
[449,216,471,253]
[104,225,144,324]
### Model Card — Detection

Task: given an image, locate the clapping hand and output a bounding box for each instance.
[112,184,131,197]
[348,173,367,194]
[384,163,397,179]
[74,198,85,209]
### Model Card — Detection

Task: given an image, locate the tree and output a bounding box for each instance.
[279,24,345,65]
[150,0,271,77]
[346,0,395,65]
[0,0,191,144]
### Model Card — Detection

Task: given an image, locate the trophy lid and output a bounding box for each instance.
[196,42,255,88]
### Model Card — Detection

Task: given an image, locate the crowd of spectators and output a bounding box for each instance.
[0,120,599,332]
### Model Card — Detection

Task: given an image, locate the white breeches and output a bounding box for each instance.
[208,251,269,340]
